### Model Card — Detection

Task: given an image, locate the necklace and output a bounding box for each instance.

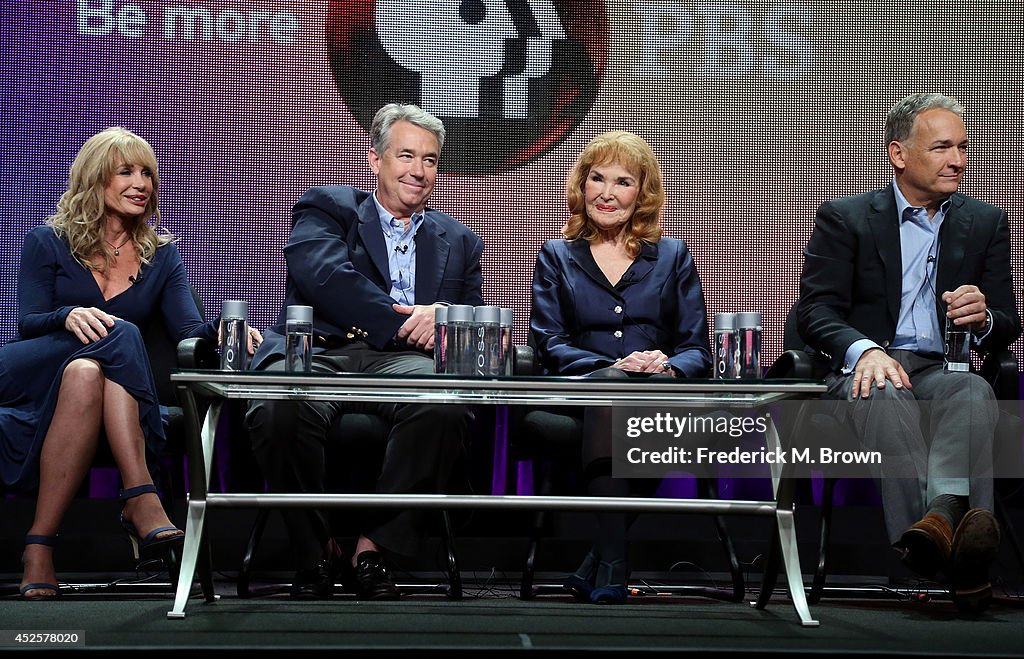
[105,235,131,257]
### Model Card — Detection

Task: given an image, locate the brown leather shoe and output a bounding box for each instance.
[895,513,953,579]
[949,508,1000,615]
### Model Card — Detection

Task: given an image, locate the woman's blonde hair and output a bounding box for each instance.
[563,131,664,258]
[48,127,171,271]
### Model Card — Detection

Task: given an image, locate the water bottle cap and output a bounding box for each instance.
[434,306,448,323]
[736,312,761,328]
[286,305,313,324]
[500,308,513,327]
[221,299,247,320]
[473,305,501,324]
[714,312,736,331]
[446,304,474,323]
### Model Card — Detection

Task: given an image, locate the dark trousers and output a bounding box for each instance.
[246,342,471,566]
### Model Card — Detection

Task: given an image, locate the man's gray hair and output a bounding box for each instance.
[370,103,446,153]
[884,93,964,146]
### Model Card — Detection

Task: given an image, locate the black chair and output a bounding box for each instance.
[138,298,219,504]
[510,355,746,602]
[764,301,1023,603]
[235,345,539,599]
[236,415,463,599]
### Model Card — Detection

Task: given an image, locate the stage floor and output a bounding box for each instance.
[3,575,1024,656]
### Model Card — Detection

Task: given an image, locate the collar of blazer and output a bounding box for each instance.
[868,186,971,324]
[355,194,450,304]
[566,237,660,292]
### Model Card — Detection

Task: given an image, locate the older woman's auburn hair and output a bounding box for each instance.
[48,127,171,272]
[563,130,664,257]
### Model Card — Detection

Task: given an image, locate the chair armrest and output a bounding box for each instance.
[764,349,815,379]
[513,345,537,376]
[177,337,219,369]
[981,349,1020,400]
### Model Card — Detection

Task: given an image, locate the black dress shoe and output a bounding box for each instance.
[290,559,336,599]
[347,551,400,601]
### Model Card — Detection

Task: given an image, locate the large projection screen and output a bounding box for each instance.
[3,0,1022,369]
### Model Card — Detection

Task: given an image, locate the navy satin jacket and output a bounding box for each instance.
[530,238,712,377]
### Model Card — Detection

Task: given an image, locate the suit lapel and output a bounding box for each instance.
[868,187,902,326]
[356,195,390,282]
[567,239,612,291]
[414,212,449,304]
[626,243,658,285]
[936,194,969,297]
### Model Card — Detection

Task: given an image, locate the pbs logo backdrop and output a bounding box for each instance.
[327,0,608,174]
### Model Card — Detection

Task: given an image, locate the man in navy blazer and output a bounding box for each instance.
[247,104,483,600]
[798,93,1020,613]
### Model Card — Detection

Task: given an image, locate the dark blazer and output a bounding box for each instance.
[798,185,1020,373]
[253,186,484,369]
[530,237,712,377]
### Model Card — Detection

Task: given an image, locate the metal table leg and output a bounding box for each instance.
[168,397,221,619]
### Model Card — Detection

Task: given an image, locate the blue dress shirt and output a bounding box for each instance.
[374,193,423,306]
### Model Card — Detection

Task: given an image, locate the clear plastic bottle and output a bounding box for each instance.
[219,300,249,371]
[285,305,314,372]
[445,305,476,375]
[473,306,503,376]
[434,306,448,374]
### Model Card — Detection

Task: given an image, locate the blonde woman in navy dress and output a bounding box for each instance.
[0,128,252,599]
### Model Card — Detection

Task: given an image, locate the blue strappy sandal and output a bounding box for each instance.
[20,535,61,600]
[119,484,184,560]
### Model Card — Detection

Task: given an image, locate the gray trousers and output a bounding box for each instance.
[246,343,471,566]
[825,350,996,543]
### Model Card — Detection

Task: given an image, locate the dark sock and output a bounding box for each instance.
[928,494,969,529]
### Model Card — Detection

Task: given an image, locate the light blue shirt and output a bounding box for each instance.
[890,180,946,355]
[842,181,993,372]
[374,193,423,306]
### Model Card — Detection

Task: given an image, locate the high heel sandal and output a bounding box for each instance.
[119,484,184,560]
[589,560,628,604]
[562,550,600,602]
[20,535,61,600]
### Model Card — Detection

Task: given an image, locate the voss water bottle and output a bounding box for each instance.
[943,316,970,372]
[473,306,503,376]
[285,305,313,372]
[434,306,448,374]
[714,312,738,379]
[445,305,475,375]
[219,300,249,371]
[736,312,762,379]
[500,308,514,376]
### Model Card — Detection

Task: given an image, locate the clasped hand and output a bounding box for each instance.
[393,303,441,350]
[612,350,674,375]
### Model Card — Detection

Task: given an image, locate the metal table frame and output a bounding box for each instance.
[167,371,825,626]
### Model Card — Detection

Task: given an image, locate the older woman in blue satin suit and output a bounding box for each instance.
[530,130,712,604]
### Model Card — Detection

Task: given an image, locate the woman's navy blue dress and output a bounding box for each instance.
[0,225,216,491]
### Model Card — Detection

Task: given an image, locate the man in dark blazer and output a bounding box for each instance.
[798,93,1020,613]
[247,103,484,600]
